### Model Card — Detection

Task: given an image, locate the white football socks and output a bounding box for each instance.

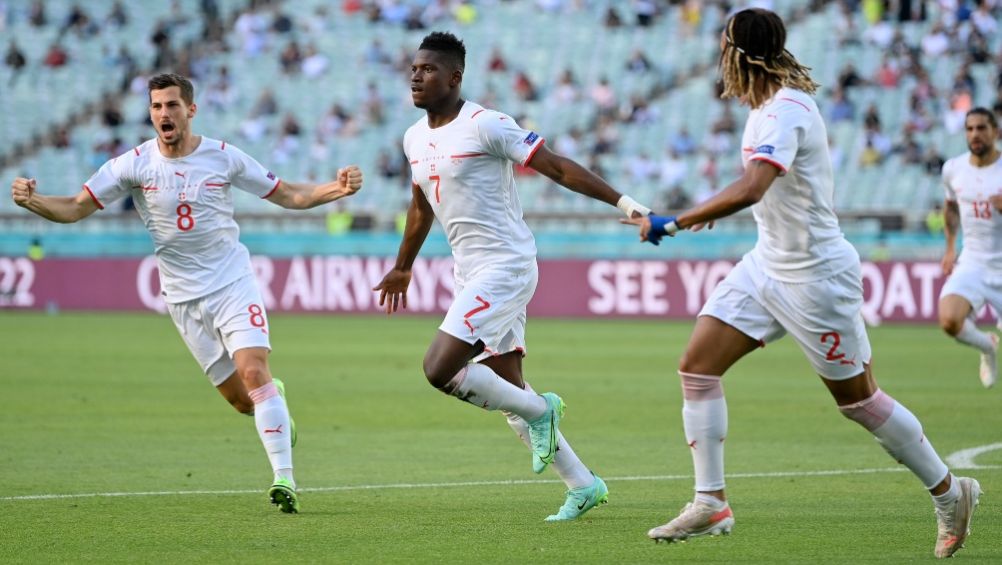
[955,319,995,353]
[679,372,728,492]
[248,382,294,487]
[441,364,546,419]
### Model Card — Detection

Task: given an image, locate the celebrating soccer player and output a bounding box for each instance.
[938,108,1002,389]
[10,73,363,514]
[373,32,652,521]
[621,9,980,557]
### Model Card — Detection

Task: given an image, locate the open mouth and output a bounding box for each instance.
[161,123,175,133]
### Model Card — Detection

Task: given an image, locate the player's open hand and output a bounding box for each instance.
[337,165,363,196]
[373,268,411,315]
[11,177,36,207]
[619,215,652,242]
[690,220,715,232]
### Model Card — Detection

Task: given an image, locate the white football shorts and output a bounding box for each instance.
[166,275,271,386]
[940,261,1002,316]
[699,253,872,380]
[440,263,538,362]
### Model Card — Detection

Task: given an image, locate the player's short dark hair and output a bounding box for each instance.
[966,107,998,129]
[418,31,466,71]
[148,73,194,105]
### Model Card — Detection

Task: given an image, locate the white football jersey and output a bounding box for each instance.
[741,87,858,282]
[84,137,280,303]
[403,101,542,278]
[942,153,1002,271]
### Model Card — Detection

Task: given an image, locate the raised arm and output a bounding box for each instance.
[373,183,436,314]
[527,145,651,217]
[266,166,363,209]
[11,178,100,223]
[941,199,960,276]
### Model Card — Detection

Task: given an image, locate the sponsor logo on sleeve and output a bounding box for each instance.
[523,132,539,145]
[754,144,775,155]
[267,171,276,180]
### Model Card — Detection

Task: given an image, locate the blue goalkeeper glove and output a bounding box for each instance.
[646,215,679,245]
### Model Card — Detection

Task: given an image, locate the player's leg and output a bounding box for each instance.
[782,267,978,558]
[939,266,997,387]
[823,367,980,558]
[650,258,786,542]
[485,353,607,520]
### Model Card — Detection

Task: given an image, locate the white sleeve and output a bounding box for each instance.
[747,105,810,175]
[941,159,956,202]
[476,111,545,166]
[226,144,281,198]
[83,153,132,209]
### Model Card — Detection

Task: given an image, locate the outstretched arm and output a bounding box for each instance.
[622,160,780,243]
[11,178,100,223]
[527,145,650,217]
[266,166,363,209]
[373,184,435,314]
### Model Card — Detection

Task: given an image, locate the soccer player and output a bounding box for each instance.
[938,108,1002,389]
[10,73,363,514]
[622,9,980,558]
[373,31,652,521]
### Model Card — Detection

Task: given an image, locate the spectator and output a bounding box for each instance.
[279,40,303,75]
[633,0,656,27]
[873,56,899,88]
[513,70,539,102]
[669,127,697,156]
[920,23,951,57]
[301,43,329,79]
[28,0,46,27]
[922,146,945,175]
[829,87,855,122]
[487,46,507,72]
[107,0,128,27]
[663,186,691,211]
[625,49,653,73]
[251,89,278,117]
[603,6,623,28]
[551,68,579,104]
[4,39,26,85]
[589,76,618,115]
[363,81,385,125]
[42,42,68,68]
[925,202,945,235]
[837,62,865,90]
[626,151,658,182]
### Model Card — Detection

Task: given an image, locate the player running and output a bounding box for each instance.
[373,31,653,521]
[938,108,1002,388]
[10,73,363,514]
[622,9,980,558]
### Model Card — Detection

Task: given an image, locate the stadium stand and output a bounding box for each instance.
[1,0,1000,259]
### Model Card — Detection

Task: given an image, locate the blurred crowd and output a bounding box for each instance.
[2,0,1001,218]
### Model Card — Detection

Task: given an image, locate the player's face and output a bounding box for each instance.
[149,86,195,146]
[410,50,458,110]
[965,114,998,157]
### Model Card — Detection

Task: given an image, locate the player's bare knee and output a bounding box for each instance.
[231,398,254,415]
[678,349,711,375]
[237,363,269,388]
[838,389,893,432]
[939,315,962,337]
[423,357,454,389]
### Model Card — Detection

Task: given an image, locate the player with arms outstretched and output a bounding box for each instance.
[622,9,980,558]
[938,108,1002,388]
[373,32,652,521]
[10,73,363,513]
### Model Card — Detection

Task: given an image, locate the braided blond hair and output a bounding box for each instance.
[719,9,819,109]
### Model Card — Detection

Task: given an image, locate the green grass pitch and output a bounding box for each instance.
[1,312,999,563]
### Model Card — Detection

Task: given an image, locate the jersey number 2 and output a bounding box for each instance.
[176,203,195,231]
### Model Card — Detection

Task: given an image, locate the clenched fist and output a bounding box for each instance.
[11,177,36,207]
[337,165,363,195]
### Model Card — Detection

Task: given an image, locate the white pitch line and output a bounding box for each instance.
[0,467,911,503]
[4,447,998,503]
[945,442,1002,469]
